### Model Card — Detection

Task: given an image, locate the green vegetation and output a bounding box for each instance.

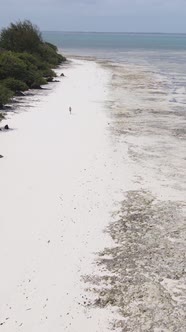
[0,112,5,121]
[0,84,14,109]
[3,78,28,92]
[0,20,66,110]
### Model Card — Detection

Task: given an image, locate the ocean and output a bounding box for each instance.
[42,31,186,52]
[42,32,186,194]
[43,31,186,82]
[43,31,186,109]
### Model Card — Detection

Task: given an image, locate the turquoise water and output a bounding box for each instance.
[42,32,186,100]
[42,31,186,86]
[42,32,186,52]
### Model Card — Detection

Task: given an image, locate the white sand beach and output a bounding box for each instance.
[0,58,186,331]
[0,59,119,331]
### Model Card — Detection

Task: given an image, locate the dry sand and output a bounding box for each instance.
[0,59,120,331]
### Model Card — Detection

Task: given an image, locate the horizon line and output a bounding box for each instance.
[42,31,186,35]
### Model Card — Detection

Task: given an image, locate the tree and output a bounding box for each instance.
[3,78,28,92]
[0,51,28,81]
[0,20,42,53]
[0,51,47,88]
[0,84,14,109]
[0,20,66,109]
[38,42,65,66]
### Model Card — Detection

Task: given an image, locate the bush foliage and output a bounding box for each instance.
[0,84,14,108]
[0,20,42,53]
[0,20,66,108]
[3,78,28,92]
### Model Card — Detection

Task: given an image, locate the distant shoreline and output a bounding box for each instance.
[42,31,186,35]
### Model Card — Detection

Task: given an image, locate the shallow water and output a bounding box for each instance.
[43,31,186,118]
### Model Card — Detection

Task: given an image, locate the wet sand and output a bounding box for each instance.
[86,61,186,331]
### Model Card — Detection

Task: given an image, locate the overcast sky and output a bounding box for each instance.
[1,0,186,33]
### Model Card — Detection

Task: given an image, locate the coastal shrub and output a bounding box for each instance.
[38,43,66,66]
[0,51,28,81]
[0,84,14,108]
[0,112,5,120]
[0,20,42,53]
[30,74,47,89]
[17,52,40,68]
[17,52,57,78]
[0,20,66,107]
[58,53,66,63]
[45,42,58,52]
[3,78,28,92]
[0,20,66,65]
[0,52,47,88]
[42,68,56,78]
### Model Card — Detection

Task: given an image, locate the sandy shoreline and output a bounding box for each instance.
[0,57,186,331]
[0,59,119,331]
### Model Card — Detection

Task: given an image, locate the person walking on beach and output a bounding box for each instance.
[69,106,72,114]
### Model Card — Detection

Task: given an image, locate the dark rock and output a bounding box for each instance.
[60,73,65,77]
[46,77,53,82]
[53,80,60,82]
[0,104,11,110]
[15,91,25,97]
[0,155,4,158]
[4,125,9,130]
[15,91,25,96]
[31,84,42,89]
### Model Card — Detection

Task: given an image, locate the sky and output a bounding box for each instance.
[1,0,186,33]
